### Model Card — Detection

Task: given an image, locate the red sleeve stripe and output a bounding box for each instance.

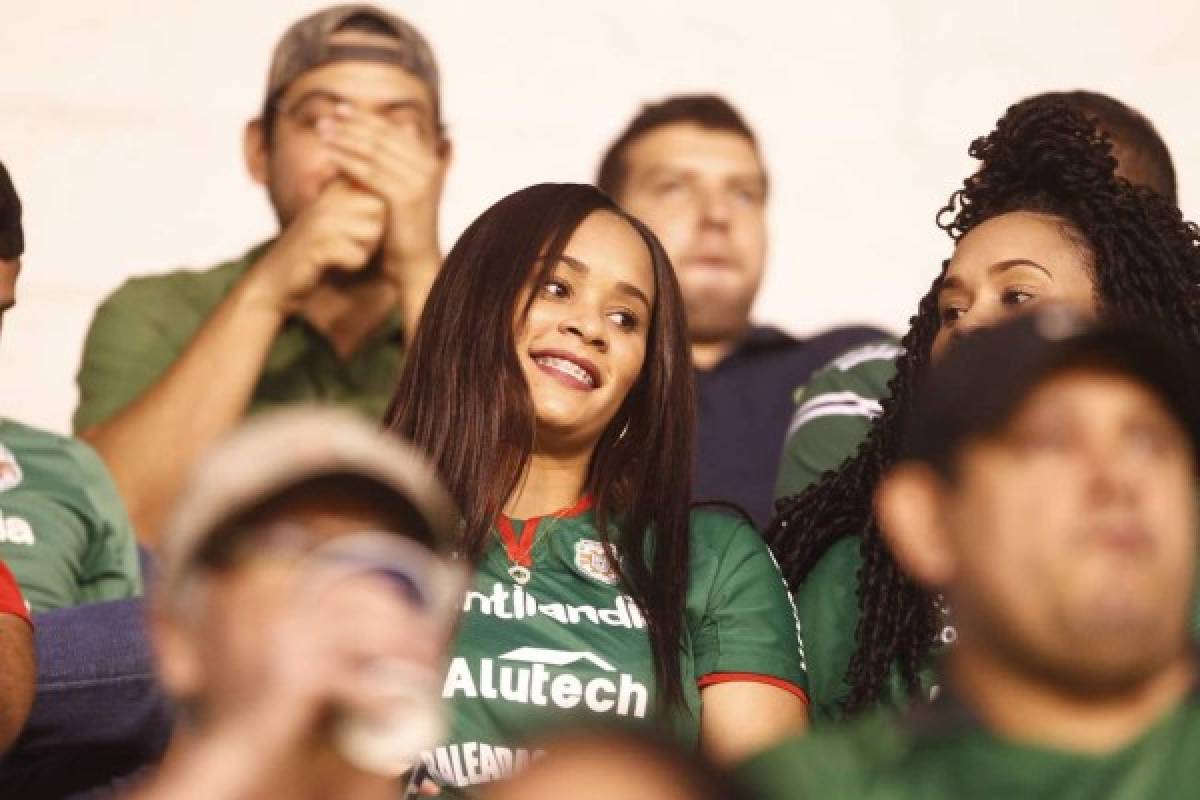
[697,672,810,705]
[0,561,31,627]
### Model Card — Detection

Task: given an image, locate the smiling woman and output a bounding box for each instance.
[386,183,808,794]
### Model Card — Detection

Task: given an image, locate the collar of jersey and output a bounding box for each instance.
[499,494,594,526]
[493,495,595,568]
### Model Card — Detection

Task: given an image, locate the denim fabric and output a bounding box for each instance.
[0,597,173,798]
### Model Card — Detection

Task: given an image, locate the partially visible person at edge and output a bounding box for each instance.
[775,89,1181,500]
[765,98,1200,725]
[743,310,1200,799]
[385,183,808,794]
[0,559,34,755]
[73,4,451,546]
[0,160,141,612]
[128,408,465,800]
[596,94,886,529]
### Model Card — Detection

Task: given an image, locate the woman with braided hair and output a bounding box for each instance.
[767,98,1200,723]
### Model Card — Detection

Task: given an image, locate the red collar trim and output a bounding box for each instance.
[495,495,594,568]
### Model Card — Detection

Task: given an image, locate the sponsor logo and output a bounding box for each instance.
[574,538,620,585]
[443,646,650,719]
[421,743,543,787]
[0,446,22,492]
[0,511,34,546]
[463,582,646,629]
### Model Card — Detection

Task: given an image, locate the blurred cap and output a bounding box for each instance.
[265,4,439,110]
[903,306,1200,470]
[160,406,459,598]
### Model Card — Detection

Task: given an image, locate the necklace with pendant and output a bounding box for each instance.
[495,496,593,585]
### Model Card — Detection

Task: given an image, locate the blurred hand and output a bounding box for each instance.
[319,106,446,277]
[247,179,387,314]
[209,567,445,762]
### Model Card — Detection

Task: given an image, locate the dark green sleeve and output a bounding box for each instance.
[794,536,863,723]
[71,439,142,604]
[774,341,901,501]
[690,512,809,692]
[74,278,195,432]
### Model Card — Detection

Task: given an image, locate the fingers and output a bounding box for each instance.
[318,113,443,202]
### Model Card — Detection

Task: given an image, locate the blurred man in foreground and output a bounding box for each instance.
[743,308,1200,798]
[133,408,466,799]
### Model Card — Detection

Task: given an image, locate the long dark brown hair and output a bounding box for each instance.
[767,99,1200,715]
[385,183,695,705]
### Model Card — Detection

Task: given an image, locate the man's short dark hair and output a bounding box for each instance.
[1021,90,1177,203]
[595,94,761,200]
[0,161,23,260]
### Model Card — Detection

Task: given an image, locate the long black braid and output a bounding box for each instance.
[766,98,1200,715]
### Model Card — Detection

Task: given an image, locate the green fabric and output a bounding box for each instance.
[774,340,901,501]
[797,536,938,724]
[425,507,807,793]
[0,418,141,611]
[73,242,404,433]
[740,694,1200,800]
[777,341,1200,725]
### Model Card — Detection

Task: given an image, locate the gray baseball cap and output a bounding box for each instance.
[265,4,440,112]
[159,407,460,599]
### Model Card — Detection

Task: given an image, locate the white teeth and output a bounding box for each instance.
[535,356,595,387]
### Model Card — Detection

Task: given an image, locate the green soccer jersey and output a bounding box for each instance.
[797,536,939,724]
[740,685,1200,800]
[774,339,901,501]
[423,502,808,793]
[0,418,142,611]
[73,242,404,433]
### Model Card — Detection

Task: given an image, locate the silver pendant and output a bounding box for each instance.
[508,565,531,585]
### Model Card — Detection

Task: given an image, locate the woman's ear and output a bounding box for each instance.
[874,462,957,589]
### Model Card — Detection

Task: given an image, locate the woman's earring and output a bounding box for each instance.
[617,420,630,441]
[934,593,957,646]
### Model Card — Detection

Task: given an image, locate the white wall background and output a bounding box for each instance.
[2,0,1197,433]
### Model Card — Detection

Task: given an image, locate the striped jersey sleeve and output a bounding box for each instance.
[774,340,902,501]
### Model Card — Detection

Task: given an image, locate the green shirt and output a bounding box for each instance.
[798,536,939,724]
[73,242,404,433]
[778,344,1200,723]
[774,340,901,500]
[740,686,1200,800]
[423,504,808,792]
[0,418,141,611]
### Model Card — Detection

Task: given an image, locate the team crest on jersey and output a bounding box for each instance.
[0,445,22,492]
[574,539,620,585]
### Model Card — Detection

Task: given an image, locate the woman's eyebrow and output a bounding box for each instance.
[557,255,650,308]
[989,258,1053,279]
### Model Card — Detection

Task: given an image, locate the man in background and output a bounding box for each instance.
[74,4,452,545]
[744,310,1200,798]
[598,94,884,528]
